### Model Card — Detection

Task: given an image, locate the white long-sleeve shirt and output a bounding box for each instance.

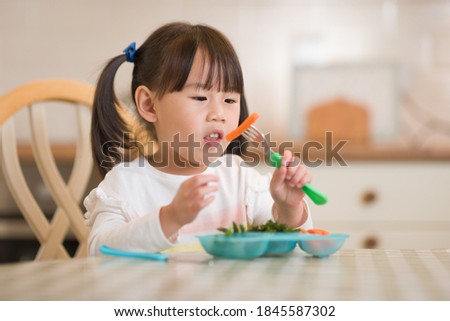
[84,154,312,256]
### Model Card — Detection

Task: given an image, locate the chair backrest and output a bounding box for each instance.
[0,79,94,260]
[306,97,370,145]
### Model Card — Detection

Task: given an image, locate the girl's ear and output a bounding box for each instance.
[135,85,157,123]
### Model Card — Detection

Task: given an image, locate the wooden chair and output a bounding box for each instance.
[306,97,370,145]
[0,79,94,260]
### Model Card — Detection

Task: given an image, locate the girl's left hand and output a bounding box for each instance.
[270,150,312,208]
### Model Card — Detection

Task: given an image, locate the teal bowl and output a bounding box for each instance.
[297,233,349,257]
[261,232,304,256]
[197,234,269,259]
[265,240,297,255]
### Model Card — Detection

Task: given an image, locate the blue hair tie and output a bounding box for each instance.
[123,42,136,63]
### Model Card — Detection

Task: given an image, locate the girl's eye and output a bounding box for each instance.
[225,98,237,104]
[192,96,207,101]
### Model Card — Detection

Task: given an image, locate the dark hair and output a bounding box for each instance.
[92,22,249,176]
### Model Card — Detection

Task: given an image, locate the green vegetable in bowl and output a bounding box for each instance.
[217,221,247,236]
[248,220,299,232]
[218,220,299,236]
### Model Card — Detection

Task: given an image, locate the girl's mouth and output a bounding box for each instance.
[203,130,224,147]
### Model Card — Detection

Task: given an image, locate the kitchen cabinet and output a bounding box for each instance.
[309,161,450,249]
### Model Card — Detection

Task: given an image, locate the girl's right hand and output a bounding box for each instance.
[160,174,219,237]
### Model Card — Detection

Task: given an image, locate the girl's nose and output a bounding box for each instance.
[207,102,226,123]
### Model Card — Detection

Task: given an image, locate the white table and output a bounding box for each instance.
[1,248,449,300]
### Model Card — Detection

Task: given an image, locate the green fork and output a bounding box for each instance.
[241,124,328,205]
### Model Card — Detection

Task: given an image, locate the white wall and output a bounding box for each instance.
[1,0,450,146]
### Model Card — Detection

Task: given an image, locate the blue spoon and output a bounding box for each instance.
[99,245,169,261]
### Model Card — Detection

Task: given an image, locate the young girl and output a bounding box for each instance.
[84,22,313,255]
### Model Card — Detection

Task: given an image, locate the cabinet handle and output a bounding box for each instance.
[363,235,379,249]
[361,190,377,205]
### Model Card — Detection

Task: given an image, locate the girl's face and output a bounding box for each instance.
[145,50,241,174]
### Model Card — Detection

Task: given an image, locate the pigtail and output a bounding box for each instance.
[91,55,132,176]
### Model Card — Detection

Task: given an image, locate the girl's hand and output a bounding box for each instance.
[270,150,311,222]
[160,174,219,237]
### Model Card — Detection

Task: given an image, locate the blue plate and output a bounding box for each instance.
[256,232,312,256]
[197,232,321,259]
[197,234,269,259]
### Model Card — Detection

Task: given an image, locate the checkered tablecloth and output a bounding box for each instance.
[1,248,449,300]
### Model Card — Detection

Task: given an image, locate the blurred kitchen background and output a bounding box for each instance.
[0,0,449,262]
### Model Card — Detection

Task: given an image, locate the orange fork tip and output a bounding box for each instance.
[225,112,260,142]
